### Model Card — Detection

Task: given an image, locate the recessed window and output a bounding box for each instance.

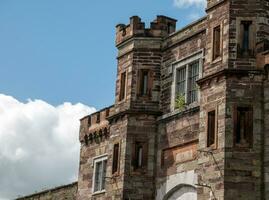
[234,106,253,147]
[238,20,253,57]
[132,141,147,170]
[105,109,110,117]
[207,110,216,147]
[119,71,126,101]
[112,143,120,174]
[138,70,149,96]
[88,117,92,127]
[172,52,202,110]
[96,112,100,123]
[93,156,107,193]
[175,61,199,105]
[213,25,221,60]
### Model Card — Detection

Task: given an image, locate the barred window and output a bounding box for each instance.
[188,61,199,103]
[176,67,186,98]
[175,60,200,105]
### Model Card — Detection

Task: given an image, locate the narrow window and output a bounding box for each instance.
[133,142,147,170]
[234,106,253,147]
[167,22,175,34]
[112,143,120,174]
[105,109,110,117]
[176,66,186,99]
[93,157,107,192]
[88,116,91,127]
[213,25,221,60]
[241,21,252,53]
[119,72,126,101]
[207,110,216,147]
[96,112,100,123]
[139,70,149,96]
[188,61,199,103]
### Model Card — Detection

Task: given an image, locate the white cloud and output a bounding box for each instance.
[173,0,206,8]
[0,94,96,199]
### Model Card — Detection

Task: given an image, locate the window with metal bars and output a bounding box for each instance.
[93,156,107,193]
[175,60,199,105]
[188,61,199,103]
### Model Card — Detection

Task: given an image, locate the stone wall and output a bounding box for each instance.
[264,66,269,199]
[16,182,77,200]
[225,72,264,199]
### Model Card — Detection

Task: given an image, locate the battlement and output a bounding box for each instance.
[206,0,225,10]
[79,105,114,143]
[116,15,177,46]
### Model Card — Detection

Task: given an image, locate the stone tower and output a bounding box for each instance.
[76,0,269,199]
[197,0,269,199]
[113,16,177,199]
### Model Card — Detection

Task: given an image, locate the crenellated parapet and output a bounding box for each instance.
[116,15,177,46]
[79,105,114,145]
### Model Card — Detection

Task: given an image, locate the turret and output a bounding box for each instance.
[116,15,177,46]
[114,16,177,115]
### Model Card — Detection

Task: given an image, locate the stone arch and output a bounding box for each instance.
[163,184,197,200]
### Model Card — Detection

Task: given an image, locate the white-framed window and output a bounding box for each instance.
[92,155,107,193]
[171,51,203,110]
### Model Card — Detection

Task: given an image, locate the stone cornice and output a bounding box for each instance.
[196,68,264,86]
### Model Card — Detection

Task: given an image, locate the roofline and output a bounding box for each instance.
[165,15,207,40]
[80,105,114,121]
[15,182,77,199]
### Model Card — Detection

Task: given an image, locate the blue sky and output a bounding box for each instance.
[0,0,205,110]
[0,1,206,199]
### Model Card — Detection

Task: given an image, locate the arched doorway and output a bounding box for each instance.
[163,184,197,200]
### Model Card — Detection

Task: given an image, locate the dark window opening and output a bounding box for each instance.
[167,22,174,34]
[133,141,147,170]
[234,106,253,147]
[139,70,149,96]
[239,21,253,57]
[207,110,216,147]
[88,117,91,127]
[96,112,100,123]
[213,26,221,60]
[119,72,126,101]
[112,143,120,174]
[105,109,110,117]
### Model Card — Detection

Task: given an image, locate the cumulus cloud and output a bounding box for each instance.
[173,0,206,8]
[0,94,96,200]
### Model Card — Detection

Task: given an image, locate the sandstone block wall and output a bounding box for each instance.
[16,182,77,200]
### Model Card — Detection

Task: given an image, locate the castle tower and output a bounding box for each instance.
[77,1,269,199]
[197,0,269,199]
[111,16,177,199]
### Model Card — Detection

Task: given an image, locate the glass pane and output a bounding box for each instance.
[101,160,107,190]
[188,61,199,103]
[94,161,102,192]
[176,66,186,98]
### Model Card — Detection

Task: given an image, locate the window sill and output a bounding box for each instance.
[158,103,199,122]
[233,144,253,151]
[131,168,147,175]
[136,95,151,101]
[212,56,222,64]
[92,190,106,196]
